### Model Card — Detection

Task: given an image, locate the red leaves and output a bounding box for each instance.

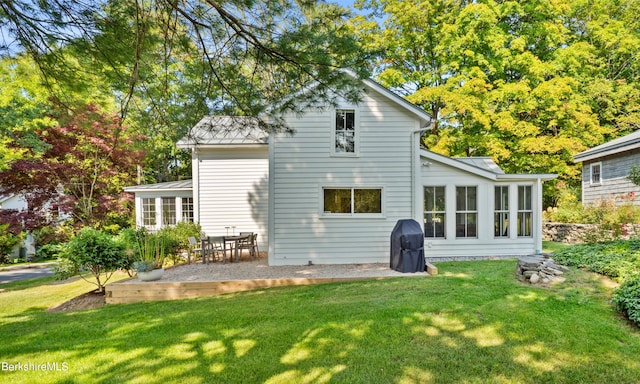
[0,103,145,231]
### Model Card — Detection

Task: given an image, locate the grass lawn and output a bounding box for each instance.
[1,260,639,384]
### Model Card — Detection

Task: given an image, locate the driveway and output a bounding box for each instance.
[0,263,56,284]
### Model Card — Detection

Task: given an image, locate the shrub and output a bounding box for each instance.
[36,243,65,260]
[62,227,129,293]
[612,275,640,326]
[159,222,202,265]
[0,224,21,263]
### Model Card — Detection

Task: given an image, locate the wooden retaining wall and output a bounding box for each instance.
[105,277,376,304]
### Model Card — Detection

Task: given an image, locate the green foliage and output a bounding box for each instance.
[158,221,202,265]
[62,227,129,292]
[132,229,168,272]
[627,165,640,187]
[0,224,21,263]
[553,238,640,326]
[353,0,640,205]
[612,275,640,325]
[35,243,64,261]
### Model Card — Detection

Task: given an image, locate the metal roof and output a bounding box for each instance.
[574,130,640,163]
[176,116,269,148]
[455,157,505,174]
[124,179,193,193]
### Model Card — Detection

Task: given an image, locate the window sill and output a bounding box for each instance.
[330,152,360,158]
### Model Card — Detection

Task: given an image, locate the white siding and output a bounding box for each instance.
[420,160,539,258]
[197,147,269,249]
[270,89,420,265]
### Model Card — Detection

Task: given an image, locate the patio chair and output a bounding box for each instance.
[236,232,258,260]
[187,236,202,264]
[203,236,225,264]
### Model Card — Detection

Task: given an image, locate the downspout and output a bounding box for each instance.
[412,125,431,221]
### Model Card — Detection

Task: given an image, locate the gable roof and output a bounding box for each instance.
[124,180,193,193]
[176,116,269,149]
[421,150,556,181]
[574,130,640,163]
[359,76,432,126]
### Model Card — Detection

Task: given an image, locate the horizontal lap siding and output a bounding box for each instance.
[198,147,269,248]
[271,91,417,265]
[421,160,537,257]
[582,152,640,206]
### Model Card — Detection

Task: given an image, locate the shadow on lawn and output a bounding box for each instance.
[1,261,639,384]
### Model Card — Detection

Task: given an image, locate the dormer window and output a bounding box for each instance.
[334,109,356,153]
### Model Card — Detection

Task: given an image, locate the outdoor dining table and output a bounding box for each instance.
[222,234,251,263]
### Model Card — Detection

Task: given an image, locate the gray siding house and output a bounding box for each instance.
[574,130,640,206]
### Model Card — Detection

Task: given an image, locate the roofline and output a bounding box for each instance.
[573,141,640,163]
[176,142,268,150]
[496,174,558,181]
[420,149,497,180]
[360,76,432,126]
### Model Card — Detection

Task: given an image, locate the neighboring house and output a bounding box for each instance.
[574,130,640,206]
[0,193,27,212]
[125,78,556,265]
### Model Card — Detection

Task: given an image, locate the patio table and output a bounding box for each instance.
[223,234,251,263]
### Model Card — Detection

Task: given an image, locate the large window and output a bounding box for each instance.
[323,188,382,215]
[518,185,532,237]
[424,186,446,238]
[162,197,176,226]
[590,162,602,185]
[182,197,194,222]
[494,186,509,237]
[335,109,355,153]
[142,198,156,226]
[456,186,477,238]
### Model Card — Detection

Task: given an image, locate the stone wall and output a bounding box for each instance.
[543,222,594,244]
[543,222,640,244]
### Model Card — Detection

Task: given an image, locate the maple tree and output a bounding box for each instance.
[0,102,144,233]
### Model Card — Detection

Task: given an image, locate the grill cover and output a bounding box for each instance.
[390,219,425,273]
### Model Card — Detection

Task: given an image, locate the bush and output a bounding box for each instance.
[36,243,65,260]
[62,227,129,292]
[158,222,202,265]
[0,224,21,263]
[554,239,640,326]
[612,275,640,325]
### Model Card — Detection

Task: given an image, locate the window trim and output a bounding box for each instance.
[455,185,478,239]
[142,197,157,227]
[321,186,384,218]
[424,185,446,239]
[494,185,509,238]
[332,108,359,157]
[517,184,533,238]
[590,162,602,185]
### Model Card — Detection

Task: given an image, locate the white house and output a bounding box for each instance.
[125,78,556,265]
[0,193,27,211]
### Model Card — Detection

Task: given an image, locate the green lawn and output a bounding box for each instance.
[1,260,639,384]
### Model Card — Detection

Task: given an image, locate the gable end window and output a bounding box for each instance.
[323,188,382,215]
[334,109,356,153]
[590,163,602,185]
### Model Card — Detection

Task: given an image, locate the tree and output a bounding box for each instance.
[0,0,370,130]
[62,227,130,293]
[0,102,144,232]
[352,0,640,205]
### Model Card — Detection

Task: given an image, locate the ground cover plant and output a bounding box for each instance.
[1,259,639,384]
[553,238,640,327]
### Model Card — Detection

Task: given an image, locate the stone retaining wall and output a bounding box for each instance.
[543,222,640,244]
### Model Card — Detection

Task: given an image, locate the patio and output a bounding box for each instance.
[105,258,434,304]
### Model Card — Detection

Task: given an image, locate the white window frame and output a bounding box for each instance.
[321,186,384,217]
[455,186,478,239]
[517,185,533,238]
[332,108,359,156]
[494,185,509,238]
[424,186,446,239]
[142,197,156,227]
[590,162,602,185]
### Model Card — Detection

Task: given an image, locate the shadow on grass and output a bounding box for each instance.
[1,260,640,384]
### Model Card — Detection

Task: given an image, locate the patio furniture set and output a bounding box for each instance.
[188,233,259,264]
